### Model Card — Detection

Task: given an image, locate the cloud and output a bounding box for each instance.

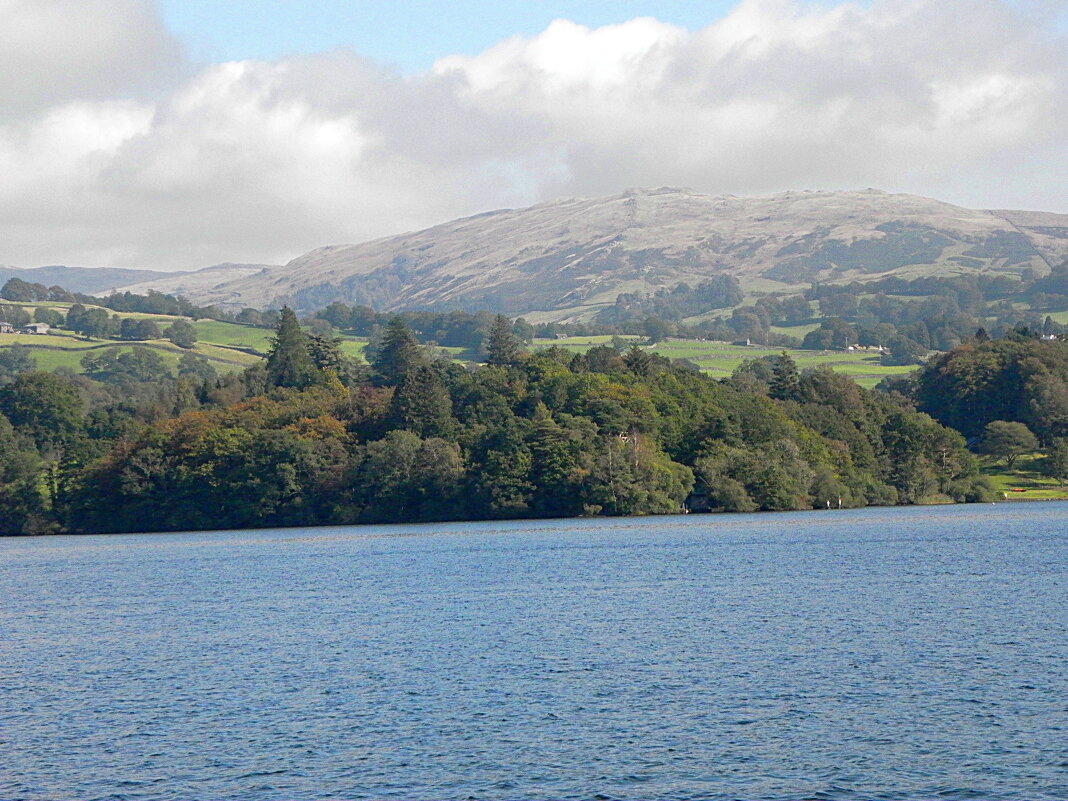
[0,0,1065,270]
[0,0,182,119]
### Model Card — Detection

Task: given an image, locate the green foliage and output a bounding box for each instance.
[34,307,65,326]
[588,433,693,516]
[165,319,197,348]
[388,365,453,438]
[1,278,48,302]
[349,431,464,523]
[770,352,800,401]
[0,310,1003,533]
[0,413,50,535]
[0,371,83,448]
[65,305,114,338]
[0,344,37,384]
[881,335,927,366]
[485,314,524,366]
[120,318,161,341]
[372,317,426,385]
[979,421,1038,469]
[0,304,31,327]
[81,347,171,385]
[178,351,218,383]
[916,337,1068,440]
[1039,438,1068,486]
[265,307,320,389]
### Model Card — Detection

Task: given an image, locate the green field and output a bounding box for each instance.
[534,336,914,388]
[981,454,1068,501]
[0,300,379,376]
[5,305,916,387]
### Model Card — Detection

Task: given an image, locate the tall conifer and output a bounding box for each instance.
[373,317,425,385]
[265,307,319,389]
[486,314,523,366]
[770,351,801,401]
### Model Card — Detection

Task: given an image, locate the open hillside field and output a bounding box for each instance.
[981,455,1068,501]
[0,301,377,377]
[534,336,916,388]
[0,333,261,374]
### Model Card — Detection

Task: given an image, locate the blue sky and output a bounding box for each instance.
[158,0,741,71]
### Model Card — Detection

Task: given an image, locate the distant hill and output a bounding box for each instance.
[110,263,280,301]
[0,265,183,295]
[52,190,1068,319]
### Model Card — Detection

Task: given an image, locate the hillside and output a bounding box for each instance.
[106,263,279,300]
[0,265,182,295]
[115,188,1068,320]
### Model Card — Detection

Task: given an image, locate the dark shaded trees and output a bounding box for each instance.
[0,371,83,448]
[265,307,320,389]
[372,317,425,385]
[165,320,197,348]
[769,352,800,401]
[485,314,523,366]
[388,365,453,438]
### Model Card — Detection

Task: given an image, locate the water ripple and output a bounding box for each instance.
[0,502,1066,800]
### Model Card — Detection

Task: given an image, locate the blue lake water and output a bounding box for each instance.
[1,503,1066,800]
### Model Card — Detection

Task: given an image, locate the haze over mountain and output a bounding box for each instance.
[114,188,1068,321]
[0,265,182,296]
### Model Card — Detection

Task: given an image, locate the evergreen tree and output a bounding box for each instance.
[622,344,654,376]
[306,332,345,373]
[486,314,523,366]
[265,307,319,389]
[373,317,425,385]
[770,351,801,401]
[528,406,582,516]
[388,365,453,438]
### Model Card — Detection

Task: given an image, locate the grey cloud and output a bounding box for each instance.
[0,0,182,119]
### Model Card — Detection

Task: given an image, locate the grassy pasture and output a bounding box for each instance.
[981,454,1068,501]
[534,336,915,388]
[0,301,376,376]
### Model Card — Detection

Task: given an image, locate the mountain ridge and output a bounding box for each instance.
[113,188,1068,319]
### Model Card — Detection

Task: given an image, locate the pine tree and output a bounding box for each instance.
[770,351,801,401]
[373,317,425,385]
[388,365,453,438]
[265,307,319,389]
[486,314,523,366]
[622,344,654,376]
[529,405,580,516]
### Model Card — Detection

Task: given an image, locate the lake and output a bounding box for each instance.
[1,503,1065,800]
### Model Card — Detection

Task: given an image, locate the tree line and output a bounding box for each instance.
[1,309,998,535]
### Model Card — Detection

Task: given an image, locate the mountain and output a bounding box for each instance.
[0,265,184,295]
[110,263,279,301]
[120,189,1068,320]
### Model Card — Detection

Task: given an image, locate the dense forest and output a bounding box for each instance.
[3,300,1027,535]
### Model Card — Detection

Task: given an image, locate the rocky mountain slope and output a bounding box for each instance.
[116,188,1068,319]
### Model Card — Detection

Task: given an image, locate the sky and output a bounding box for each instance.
[1,0,1066,271]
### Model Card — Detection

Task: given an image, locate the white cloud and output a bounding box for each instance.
[0,0,1065,270]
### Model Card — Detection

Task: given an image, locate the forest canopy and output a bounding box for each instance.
[0,308,998,535]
